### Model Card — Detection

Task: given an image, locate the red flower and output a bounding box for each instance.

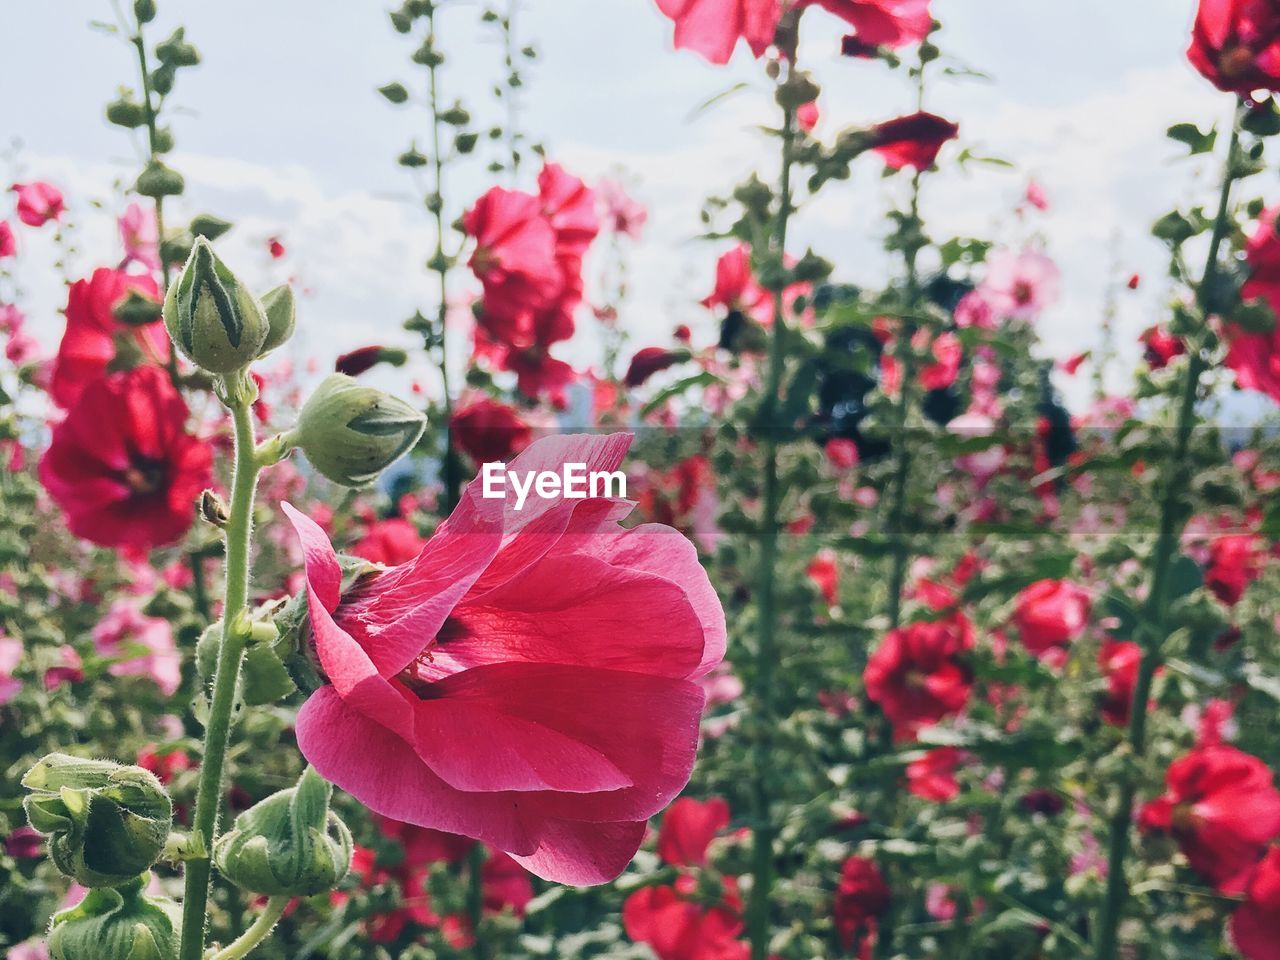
[10,181,64,226]
[1187,0,1280,94]
[625,346,685,388]
[286,433,726,884]
[1231,846,1280,960]
[1098,640,1142,728]
[806,550,839,607]
[1140,325,1185,370]
[869,112,959,171]
[833,856,890,952]
[701,243,771,326]
[623,873,747,960]
[658,796,731,867]
[267,236,286,259]
[352,518,426,567]
[906,747,964,802]
[449,396,532,464]
[809,0,931,50]
[652,0,781,65]
[1012,579,1090,661]
[335,345,407,378]
[51,267,165,409]
[136,744,192,785]
[465,187,561,336]
[918,331,962,390]
[1226,207,1280,403]
[1206,533,1265,606]
[1139,745,1280,893]
[38,366,213,553]
[0,222,15,258]
[864,612,974,740]
[825,437,859,469]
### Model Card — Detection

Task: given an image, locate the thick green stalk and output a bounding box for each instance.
[468,843,488,960]
[179,395,262,960]
[745,58,798,960]
[1093,114,1241,960]
[425,10,459,514]
[209,896,288,960]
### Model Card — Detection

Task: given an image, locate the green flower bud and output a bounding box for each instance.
[22,754,172,888]
[378,82,410,104]
[106,98,147,129]
[135,160,184,199]
[134,0,157,24]
[163,237,269,374]
[257,285,296,356]
[295,374,425,486]
[189,214,233,241]
[48,874,179,960]
[213,768,352,896]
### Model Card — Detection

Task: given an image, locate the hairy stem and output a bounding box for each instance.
[180,394,262,960]
[1093,110,1242,960]
[746,47,799,960]
[209,896,288,960]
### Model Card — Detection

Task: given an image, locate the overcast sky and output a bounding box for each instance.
[1,0,1251,412]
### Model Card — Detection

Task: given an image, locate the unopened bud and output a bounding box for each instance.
[22,754,172,887]
[163,237,268,374]
[199,489,229,527]
[213,767,352,896]
[257,284,296,356]
[48,873,179,960]
[295,374,425,486]
[135,160,184,199]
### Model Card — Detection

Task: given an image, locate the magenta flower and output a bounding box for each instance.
[0,221,15,258]
[118,202,161,271]
[92,601,182,697]
[286,433,726,884]
[597,179,648,238]
[652,0,781,65]
[0,634,22,706]
[979,248,1060,321]
[10,181,64,227]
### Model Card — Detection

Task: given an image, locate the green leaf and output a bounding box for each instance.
[1167,122,1217,155]
[1166,555,1203,601]
[639,371,722,418]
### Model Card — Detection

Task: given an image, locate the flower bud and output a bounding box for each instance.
[48,874,179,960]
[257,284,296,356]
[295,374,425,486]
[22,754,172,888]
[213,767,352,896]
[163,237,269,374]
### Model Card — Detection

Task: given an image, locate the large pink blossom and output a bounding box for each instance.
[978,248,1060,322]
[653,0,780,65]
[286,433,725,885]
[92,601,182,697]
[813,0,931,49]
[10,181,64,227]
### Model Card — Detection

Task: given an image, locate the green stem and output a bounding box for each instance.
[1093,110,1241,960]
[425,9,459,514]
[209,896,288,960]
[180,395,262,960]
[468,843,487,960]
[746,47,799,960]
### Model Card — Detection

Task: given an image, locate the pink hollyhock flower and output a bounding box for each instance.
[806,549,839,607]
[1231,846,1280,960]
[50,267,165,409]
[652,0,780,65]
[1225,212,1280,403]
[953,290,997,330]
[464,187,561,331]
[825,437,859,470]
[906,747,964,802]
[701,243,771,325]
[833,856,890,953]
[0,221,15,258]
[796,100,820,132]
[1140,325,1185,370]
[919,331,962,390]
[268,236,286,259]
[925,883,958,921]
[1139,744,1280,893]
[285,433,726,884]
[1098,639,1142,727]
[450,396,532,464]
[92,601,182,696]
[5,942,49,960]
[657,796,731,867]
[979,248,1060,321]
[864,612,974,741]
[352,518,426,568]
[869,111,958,171]
[10,181,64,226]
[118,203,160,271]
[1188,0,1280,95]
[624,873,747,960]
[1024,179,1049,211]
[39,366,213,552]
[814,0,930,51]
[1012,579,1090,662]
[597,179,648,238]
[1205,532,1264,606]
[43,646,83,690]
[0,634,22,705]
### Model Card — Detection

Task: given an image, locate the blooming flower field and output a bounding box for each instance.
[1,1,1279,959]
